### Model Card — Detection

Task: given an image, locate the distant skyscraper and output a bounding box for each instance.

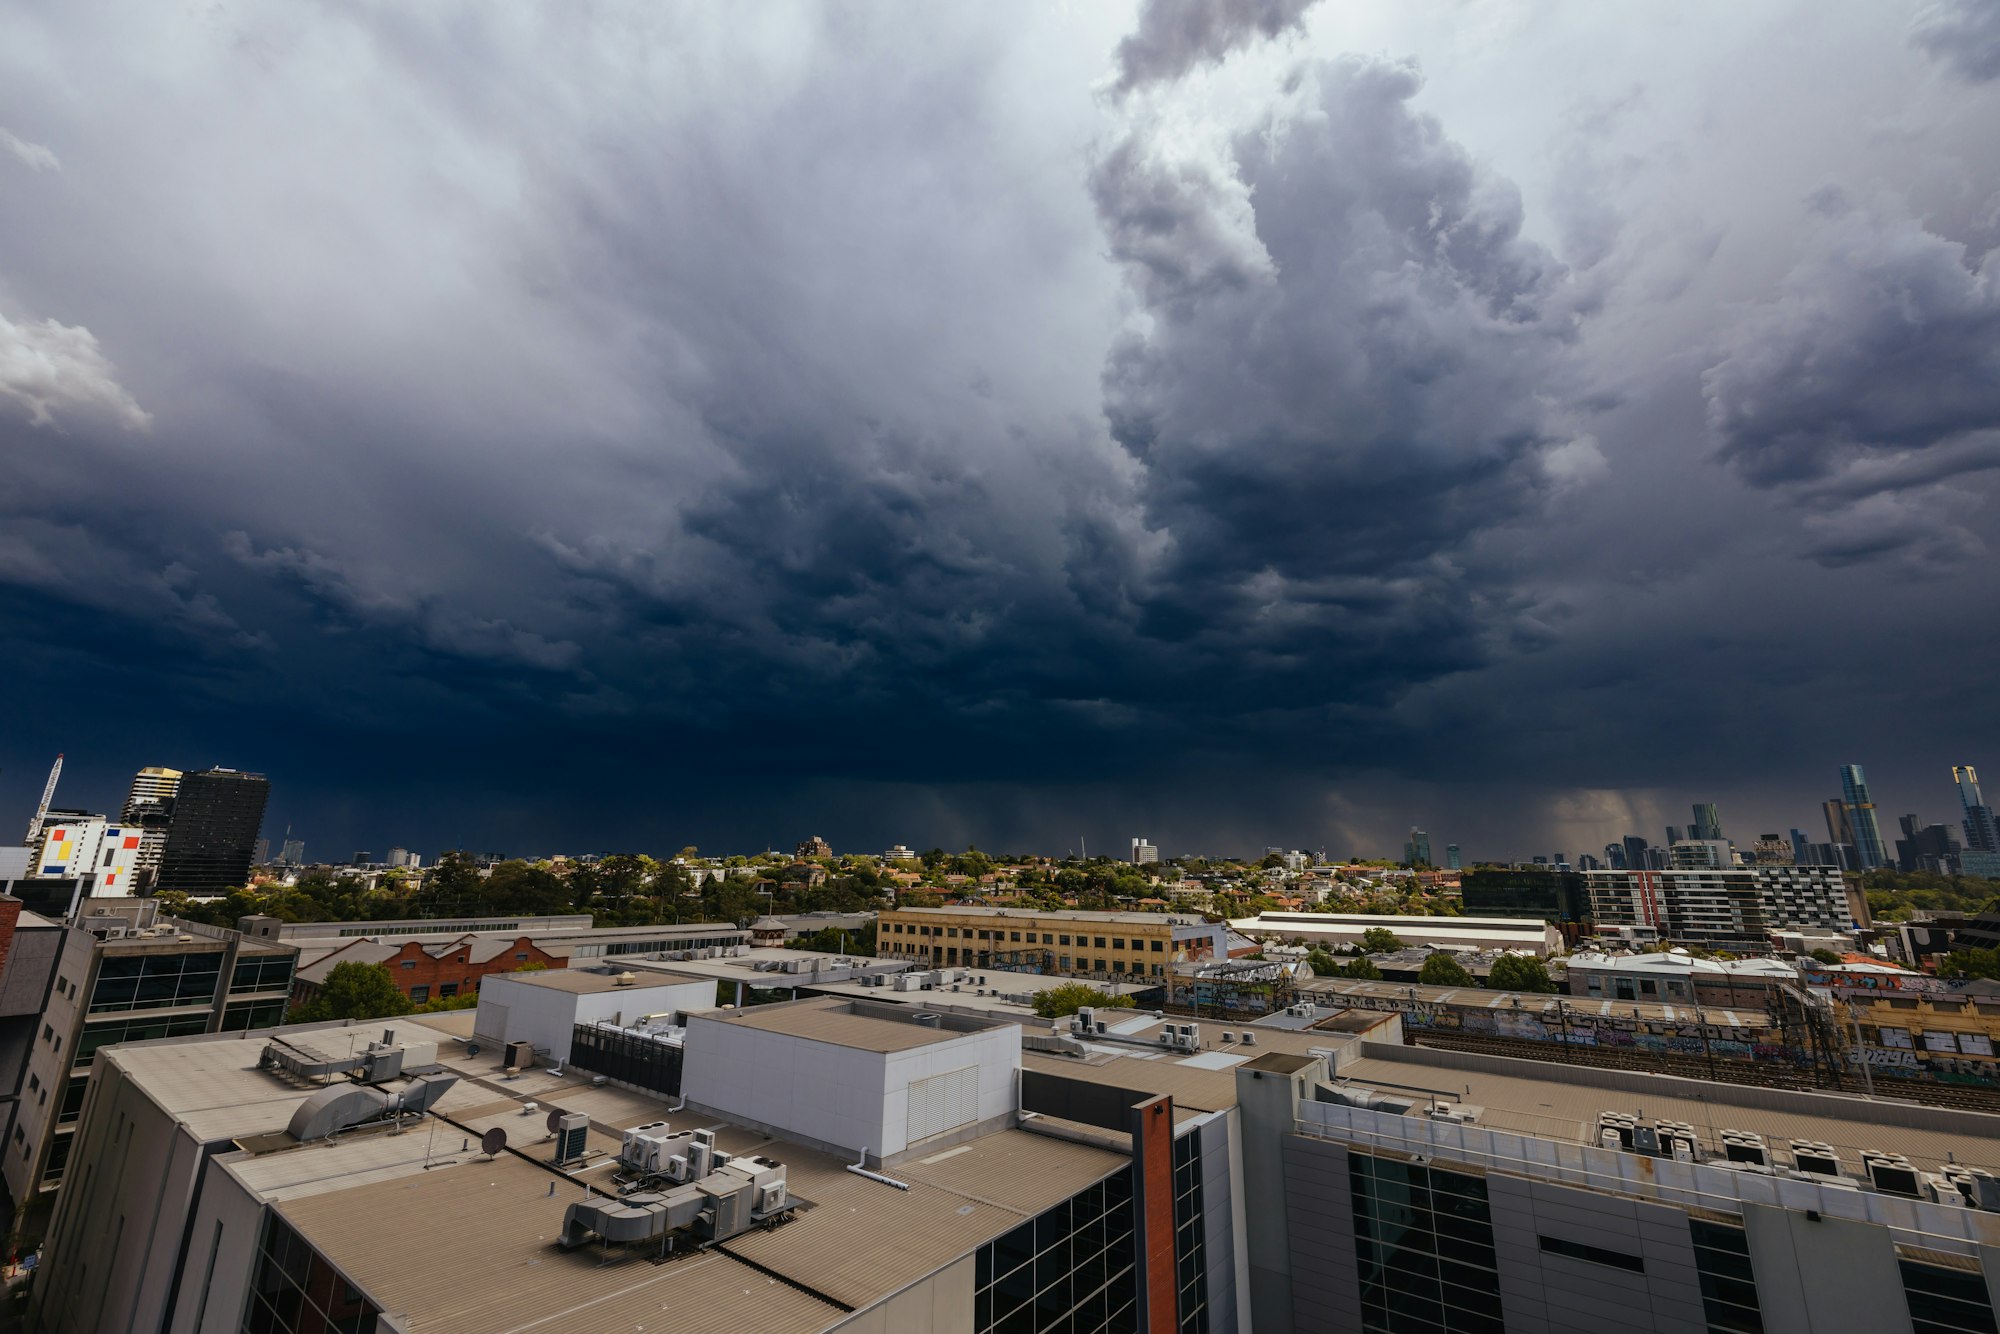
[1956,765,1999,855]
[280,837,305,865]
[1130,837,1159,866]
[1404,828,1433,866]
[253,837,270,865]
[1822,799,1854,848]
[1605,842,1627,870]
[119,766,182,883]
[1840,764,1889,870]
[1622,836,1649,873]
[1789,829,1811,864]
[1445,844,1461,870]
[155,768,270,895]
[1691,803,1723,842]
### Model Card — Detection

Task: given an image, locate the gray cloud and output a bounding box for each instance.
[0,128,57,172]
[1112,0,1322,96]
[1912,0,2000,83]
[0,309,150,431]
[1701,193,2000,565]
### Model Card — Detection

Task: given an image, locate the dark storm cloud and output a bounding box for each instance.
[1111,0,1323,96]
[1,2,1998,860]
[1912,0,2000,83]
[1701,192,2000,567]
[1092,55,1588,699]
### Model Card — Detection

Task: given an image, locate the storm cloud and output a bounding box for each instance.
[0,1,1996,859]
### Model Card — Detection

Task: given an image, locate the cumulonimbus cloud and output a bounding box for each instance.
[1111,0,1322,96]
[0,310,150,431]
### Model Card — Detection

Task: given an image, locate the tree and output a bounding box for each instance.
[1485,954,1557,993]
[1032,983,1137,1020]
[1360,927,1405,954]
[290,962,414,1024]
[1337,957,1383,980]
[1418,953,1474,987]
[1306,948,1341,977]
[1941,949,2000,982]
[1808,948,1843,966]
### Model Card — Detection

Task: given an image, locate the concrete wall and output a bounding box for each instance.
[473,974,712,1064]
[165,1158,267,1334]
[6,926,92,1202]
[681,1015,1018,1161]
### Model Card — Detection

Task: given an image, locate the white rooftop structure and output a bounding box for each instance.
[1232,911,1562,954]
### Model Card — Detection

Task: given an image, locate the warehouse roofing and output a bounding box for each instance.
[692,994,1004,1053]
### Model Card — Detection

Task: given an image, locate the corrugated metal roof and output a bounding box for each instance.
[698,997,968,1053]
[895,1128,1128,1215]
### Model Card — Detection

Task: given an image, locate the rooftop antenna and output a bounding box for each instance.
[24,754,62,848]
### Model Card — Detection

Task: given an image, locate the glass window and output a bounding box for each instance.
[220,1000,287,1032]
[242,1213,381,1334]
[1902,1258,1999,1334]
[1691,1219,1764,1333]
[410,986,429,1003]
[1349,1153,1501,1334]
[230,955,295,994]
[89,952,225,1013]
[975,1168,1136,1334]
[76,1011,213,1066]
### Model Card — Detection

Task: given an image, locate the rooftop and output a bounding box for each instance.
[484,967,708,995]
[693,995,1002,1053]
[884,905,1194,927]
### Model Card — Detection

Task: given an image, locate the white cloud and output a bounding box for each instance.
[0,310,151,431]
[0,128,59,172]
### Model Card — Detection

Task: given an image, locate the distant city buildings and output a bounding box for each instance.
[1130,836,1159,865]
[1445,843,1461,870]
[154,767,270,895]
[881,843,918,862]
[795,835,834,859]
[1404,827,1432,866]
[1958,764,1999,856]
[1839,763,1890,870]
[117,765,179,882]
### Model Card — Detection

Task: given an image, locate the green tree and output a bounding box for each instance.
[1418,953,1474,987]
[1360,927,1405,953]
[1032,983,1138,1020]
[1808,948,1843,966]
[1306,948,1341,977]
[290,962,414,1024]
[1337,957,1383,980]
[1941,949,2000,982]
[1485,954,1557,993]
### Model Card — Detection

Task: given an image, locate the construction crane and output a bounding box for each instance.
[23,753,62,850]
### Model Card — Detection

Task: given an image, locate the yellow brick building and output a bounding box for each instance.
[877,906,1218,979]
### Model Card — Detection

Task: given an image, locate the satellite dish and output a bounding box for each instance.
[481,1127,507,1158]
[546,1108,564,1135]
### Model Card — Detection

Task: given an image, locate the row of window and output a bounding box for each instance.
[884,942,1167,977]
[974,1170,1138,1334]
[888,923,1166,952]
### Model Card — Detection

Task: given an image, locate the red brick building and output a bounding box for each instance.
[291,933,567,1006]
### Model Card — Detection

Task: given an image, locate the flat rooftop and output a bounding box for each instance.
[486,967,708,995]
[1296,976,1777,1029]
[1332,1042,2000,1177]
[102,1012,1127,1334]
[694,995,999,1053]
[885,905,1196,927]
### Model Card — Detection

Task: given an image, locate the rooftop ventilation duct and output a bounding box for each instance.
[287,1072,458,1142]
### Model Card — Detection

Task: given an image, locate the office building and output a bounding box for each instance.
[1445,843,1462,870]
[1790,828,1813,863]
[28,814,147,897]
[1605,842,1627,870]
[1691,801,1723,842]
[1667,838,1731,870]
[1957,764,2000,855]
[1232,910,1563,954]
[1131,836,1159,865]
[154,767,271,895]
[1245,1040,2000,1334]
[7,902,296,1200]
[1825,797,1855,847]
[1583,865,1849,950]
[1459,868,1589,924]
[31,993,1266,1334]
[1621,835,1651,873]
[877,904,1223,978]
[117,766,180,881]
[1896,816,1964,874]
[1404,828,1433,867]
[1841,763,1890,870]
[1749,832,1794,865]
[278,836,304,865]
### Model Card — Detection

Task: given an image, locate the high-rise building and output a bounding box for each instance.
[118,765,181,883]
[1604,842,1627,870]
[1665,825,1686,846]
[1621,835,1649,874]
[1789,828,1811,863]
[154,767,271,895]
[1823,798,1854,848]
[1668,839,1730,870]
[1444,843,1461,870]
[1130,837,1159,866]
[1691,802,1723,842]
[1405,827,1433,866]
[279,836,305,865]
[1749,833,1793,865]
[1840,763,1890,870]
[1956,764,1999,855]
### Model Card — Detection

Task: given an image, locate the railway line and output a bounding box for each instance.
[1410,1030,2000,1115]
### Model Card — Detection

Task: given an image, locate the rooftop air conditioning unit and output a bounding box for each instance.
[1221,1032,1236,1043]
[1863,1150,1922,1198]
[1923,1173,1970,1207]
[1597,1112,1637,1151]
[1240,1031,1256,1046]
[1429,1103,1480,1125]
[1720,1131,1768,1168]
[1942,1165,2000,1211]
[1656,1121,1699,1162]
[1790,1140,1841,1178]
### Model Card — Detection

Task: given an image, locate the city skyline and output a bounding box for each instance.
[3,2,1997,861]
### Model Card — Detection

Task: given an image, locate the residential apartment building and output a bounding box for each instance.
[154,767,270,896]
[1583,865,1849,950]
[118,765,181,881]
[6,903,296,1199]
[876,905,1219,978]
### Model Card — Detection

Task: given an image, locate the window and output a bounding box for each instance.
[1174,1131,1210,1333]
[243,1213,382,1334]
[1691,1219,1763,1333]
[1059,935,1071,947]
[409,986,430,1003]
[974,1168,1136,1334]
[42,1024,52,1043]
[1349,1153,1502,1334]
[1010,932,1022,942]
[77,1012,211,1065]
[87,951,224,1014]
[1094,937,1106,949]
[27,1074,38,1094]
[400,960,417,969]
[1112,939,1125,950]
[516,953,529,961]
[1540,1234,1645,1273]
[1151,940,1164,952]
[231,956,295,994]
[1902,1258,1999,1334]
[440,983,459,998]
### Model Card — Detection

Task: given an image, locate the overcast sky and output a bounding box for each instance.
[2,1,1997,862]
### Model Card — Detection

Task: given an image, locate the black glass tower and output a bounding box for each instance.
[155,768,270,895]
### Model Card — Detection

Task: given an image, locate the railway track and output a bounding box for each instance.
[1410,1030,2000,1115]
